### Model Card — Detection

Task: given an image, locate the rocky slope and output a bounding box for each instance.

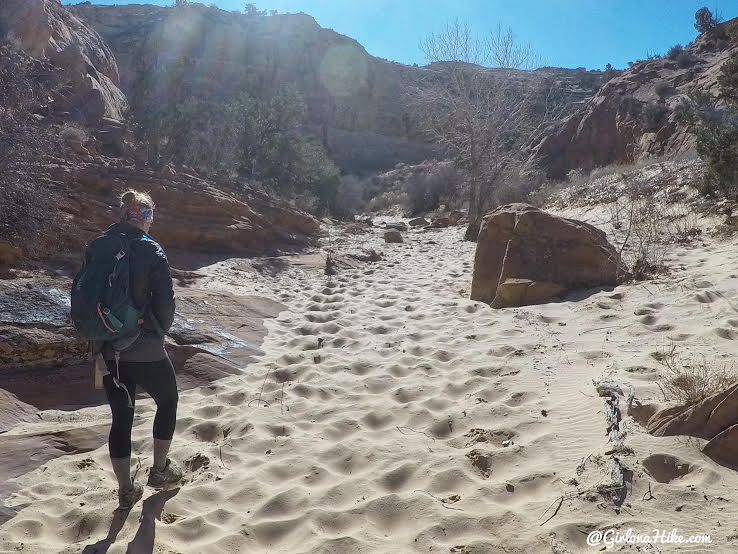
[69,1,435,174]
[0,0,320,273]
[531,20,738,179]
[69,1,605,175]
[0,0,126,122]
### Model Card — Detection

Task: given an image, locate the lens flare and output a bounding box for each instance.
[319,43,368,97]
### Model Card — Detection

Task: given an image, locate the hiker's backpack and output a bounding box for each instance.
[71,233,145,341]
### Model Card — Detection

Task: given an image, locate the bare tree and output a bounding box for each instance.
[487,23,538,70]
[406,20,563,240]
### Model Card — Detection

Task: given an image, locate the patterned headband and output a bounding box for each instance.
[120,205,154,223]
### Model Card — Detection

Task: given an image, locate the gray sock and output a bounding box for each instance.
[111,457,132,492]
[153,439,172,471]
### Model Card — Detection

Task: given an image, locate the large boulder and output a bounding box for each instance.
[470,204,626,308]
[430,216,450,228]
[384,230,403,243]
[448,210,464,226]
[648,382,738,467]
[408,217,429,227]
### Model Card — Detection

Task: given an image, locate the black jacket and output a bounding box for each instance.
[99,222,175,362]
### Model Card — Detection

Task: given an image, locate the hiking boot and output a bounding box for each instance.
[147,458,183,489]
[117,481,143,511]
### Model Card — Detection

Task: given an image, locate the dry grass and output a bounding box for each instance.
[655,345,737,405]
[604,170,702,280]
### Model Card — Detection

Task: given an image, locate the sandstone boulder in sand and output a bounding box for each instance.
[348,248,383,262]
[384,230,403,243]
[448,210,464,226]
[471,203,626,307]
[409,217,429,227]
[385,222,408,232]
[648,381,738,467]
[430,216,450,228]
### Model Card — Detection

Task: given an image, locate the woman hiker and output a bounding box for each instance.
[96,190,183,509]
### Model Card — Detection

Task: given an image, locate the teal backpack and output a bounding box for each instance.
[71,233,145,342]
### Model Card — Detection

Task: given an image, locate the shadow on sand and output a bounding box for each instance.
[82,488,180,554]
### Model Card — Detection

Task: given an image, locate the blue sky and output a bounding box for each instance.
[65,1,738,70]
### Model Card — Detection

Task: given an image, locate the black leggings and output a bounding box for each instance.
[103,357,178,458]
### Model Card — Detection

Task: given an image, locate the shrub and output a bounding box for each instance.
[676,50,694,68]
[622,95,642,118]
[696,115,738,198]
[0,111,62,258]
[695,7,718,34]
[608,193,669,279]
[0,43,63,258]
[334,175,364,218]
[527,180,568,208]
[642,102,669,131]
[486,168,545,208]
[666,44,683,60]
[402,163,461,215]
[289,191,320,214]
[59,124,88,145]
[656,345,736,405]
[368,191,408,212]
[244,3,267,15]
[654,81,672,98]
[135,82,340,211]
[718,53,738,98]
[680,90,738,198]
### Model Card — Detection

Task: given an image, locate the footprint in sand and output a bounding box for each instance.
[579,350,612,360]
[714,328,738,340]
[362,410,395,430]
[503,391,533,407]
[639,314,658,325]
[377,463,417,491]
[641,454,694,483]
[448,428,516,449]
[305,312,337,323]
[695,290,720,304]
